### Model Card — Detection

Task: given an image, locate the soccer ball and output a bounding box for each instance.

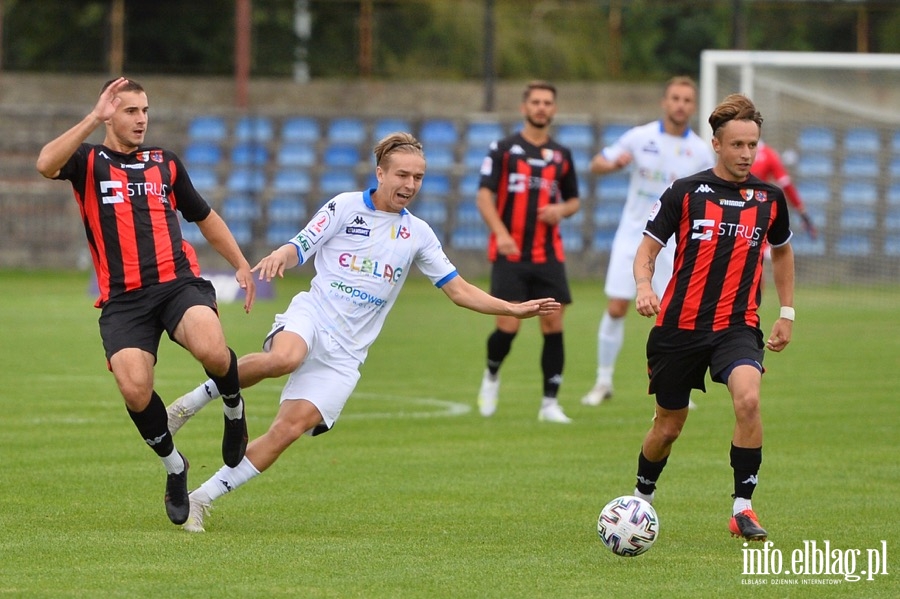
[597,495,660,557]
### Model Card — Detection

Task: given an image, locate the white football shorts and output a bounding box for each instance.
[263,292,362,434]
[604,225,676,300]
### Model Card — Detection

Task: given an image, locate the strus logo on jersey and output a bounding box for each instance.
[692,218,763,246]
[100,180,170,205]
[507,173,560,195]
[338,252,403,283]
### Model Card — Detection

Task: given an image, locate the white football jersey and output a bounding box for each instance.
[603,120,715,235]
[286,189,458,361]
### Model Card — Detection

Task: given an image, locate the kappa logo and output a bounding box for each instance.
[509,144,526,155]
[220,479,234,492]
[741,475,759,485]
[351,215,368,226]
[145,433,167,446]
[695,184,715,194]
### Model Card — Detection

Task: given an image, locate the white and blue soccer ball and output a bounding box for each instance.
[597,495,660,557]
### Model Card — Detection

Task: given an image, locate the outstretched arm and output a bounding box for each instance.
[633,235,664,317]
[195,209,256,313]
[440,275,560,318]
[36,77,129,179]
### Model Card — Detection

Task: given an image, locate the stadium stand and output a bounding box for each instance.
[281,116,320,143]
[842,127,881,154]
[272,169,313,195]
[230,142,268,166]
[372,118,412,142]
[465,121,505,148]
[234,115,274,143]
[226,168,266,195]
[322,143,362,169]
[327,117,367,145]
[419,119,459,148]
[276,142,316,168]
[796,126,836,153]
[184,141,222,167]
[554,122,595,151]
[187,115,227,142]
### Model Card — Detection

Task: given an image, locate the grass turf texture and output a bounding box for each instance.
[0,270,896,598]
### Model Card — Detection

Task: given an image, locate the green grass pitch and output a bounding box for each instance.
[0,270,896,597]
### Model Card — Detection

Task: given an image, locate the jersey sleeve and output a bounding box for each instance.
[169,153,212,222]
[55,143,90,189]
[766,190,793,247]
[643,181,684,246]
[477,140,503,193]
[289,199,342,266]
[558,148,580,200]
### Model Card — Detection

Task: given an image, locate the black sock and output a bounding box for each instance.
[541,332,564,398]
[636,451,668,495]
[206,347,242,408]
[127,391,174,457]
[731,444,762,499]
[486,329,516,376]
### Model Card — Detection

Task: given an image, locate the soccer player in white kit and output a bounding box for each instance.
[582,77,715,407]
[166,132,561,532]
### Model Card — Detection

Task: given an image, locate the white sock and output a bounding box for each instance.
[197,456,261,502]
[541,397,558,409]
[597,312,624,384]
[161,448,185,474]
[181,379,220,411]
[633,488,655,504]
[223,398,244,420]
[733,497,752,515]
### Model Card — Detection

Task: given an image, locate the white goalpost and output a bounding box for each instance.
[699,50,900,285]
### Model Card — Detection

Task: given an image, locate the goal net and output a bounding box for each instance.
[699,50,900,286]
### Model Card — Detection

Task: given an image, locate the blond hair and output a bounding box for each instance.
[373,132,424,167]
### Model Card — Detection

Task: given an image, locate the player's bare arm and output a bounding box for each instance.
[633,235,663,317]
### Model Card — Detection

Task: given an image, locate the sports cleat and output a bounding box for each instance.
[182,492,211,533]
[164,454,190,525]
[166,394,197,436]
[581,383,613,406]
[477,370,499,417]
[730,509,768,541]
[538,403,572,424]
[222,399,248,468]
[688,399,698,410]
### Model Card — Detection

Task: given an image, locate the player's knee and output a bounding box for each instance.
[265,347,304,377]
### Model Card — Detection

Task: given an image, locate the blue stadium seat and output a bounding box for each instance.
[420,119,459,147]
[266,222,300,246]
[425,146,456,172]
[464,147,487,171]
[188,116,227,142]
[889,156,900,180]
[281,117,320,143]
[595,176,630,203]
[226,169,266,194]
[601,123,631,147]
[885,236,900,257]
[180,218,207,246]
[455,200,483,225]
[839,205,876,230]
[183,141,222,166]
[841,180,877,206]
[413,200,449,225]
[835,234,871,257]
[884,206,900,231]
[560,212,585,253]
[889,184,900,206]
[372,118,412,142]
[267,196,306,224]
[790,235,826,256]
[327,118,367,145]
[423,173,452,198]
[841,154,878,179]
[221,195,262,222]
[794,181,830,206]
[188,167,219,194]
[272,169,312,194]
[555,123,595,151]
[319,169,358,196]
[797,126,836,153]
[843,127,880,154]
[277,142,316,167]
[323,144,361,168]
[592,230,616,252]
[230,142,268,166]
[465,121,505,148]
[892,130,900,154]
[234,116,274,143]
[458,173,482,198]
[593,203,624,230]
[795,155,833,178]
[571,149,591,173]
[228,220,253,246]
[450,225,488,250]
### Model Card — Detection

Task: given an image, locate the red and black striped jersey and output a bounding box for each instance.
[57,143,211,307]
[479,132,579,263]
[644,169,792,331]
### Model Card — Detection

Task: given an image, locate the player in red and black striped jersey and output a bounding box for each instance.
[475,81,581,424]
[628,94,795,541]
[36,77,256,525]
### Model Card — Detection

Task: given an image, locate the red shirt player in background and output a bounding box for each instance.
[751,141,818,239]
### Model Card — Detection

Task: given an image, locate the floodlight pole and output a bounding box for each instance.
[483,0,495,112]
